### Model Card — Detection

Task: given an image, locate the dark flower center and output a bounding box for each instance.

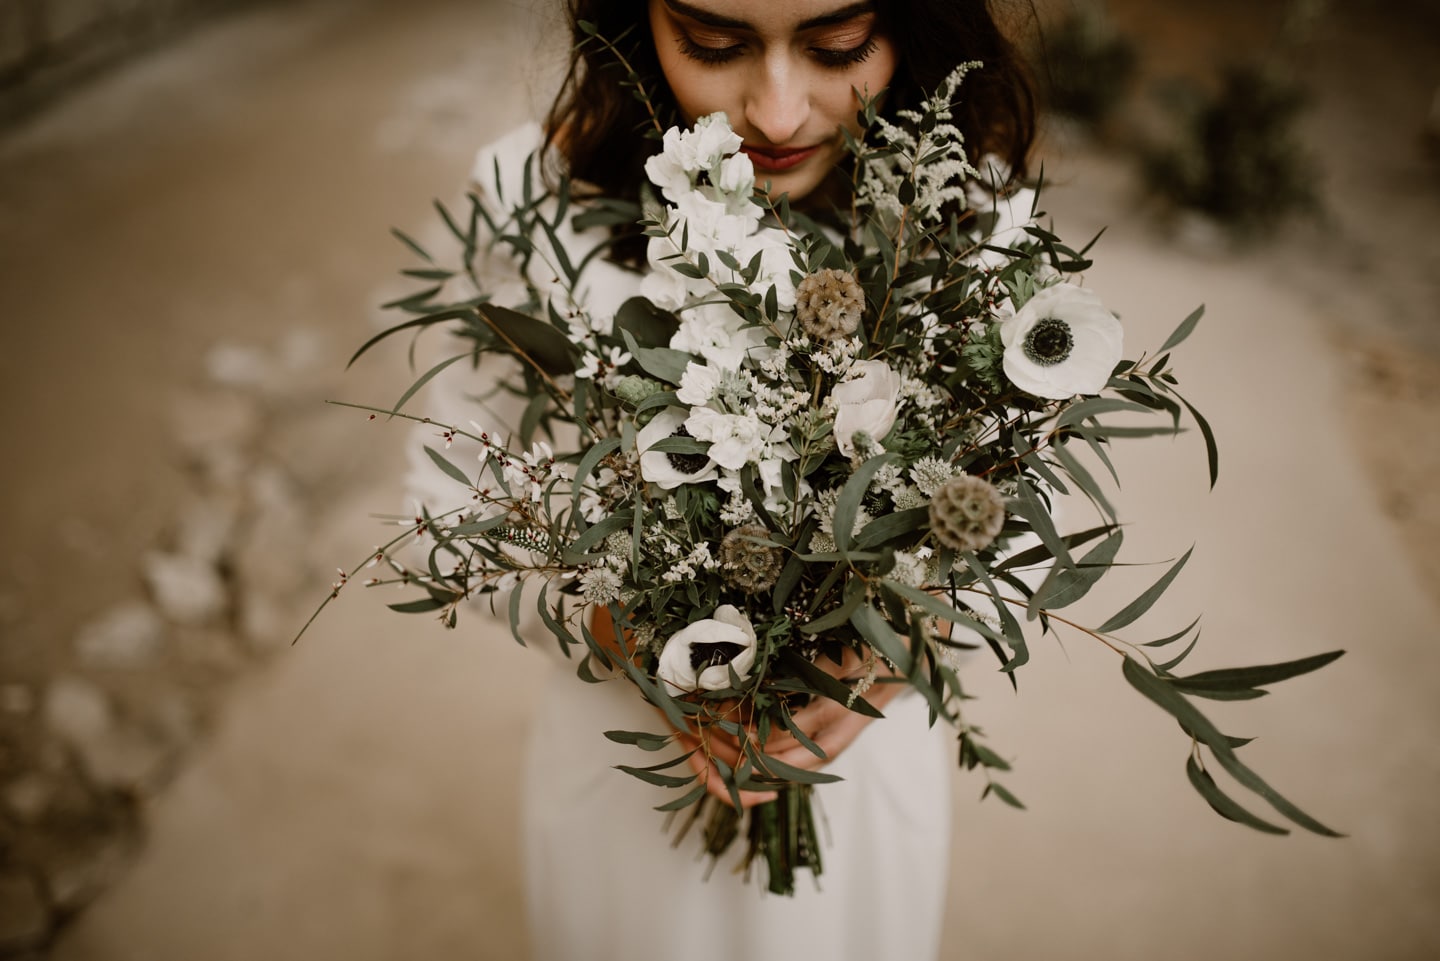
[1023,317,1074,367]
[689,641,745,671]
[666,423,711,475]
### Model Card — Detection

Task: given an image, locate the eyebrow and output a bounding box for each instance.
[662,0,876,31]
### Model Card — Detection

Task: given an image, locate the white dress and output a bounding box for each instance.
[408,125,953,961]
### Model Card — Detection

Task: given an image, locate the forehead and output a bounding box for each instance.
[660,0,877,33]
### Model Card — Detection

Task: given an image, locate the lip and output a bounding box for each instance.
[741,143,821,173]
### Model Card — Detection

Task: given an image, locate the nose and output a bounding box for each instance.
[743,55,810,145]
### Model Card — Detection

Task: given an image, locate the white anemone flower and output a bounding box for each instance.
[1000,283,1123,400]
[656,604,758,695]
[638,407,718,490]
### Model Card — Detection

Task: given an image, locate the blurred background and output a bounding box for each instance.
[0,0,1437,957]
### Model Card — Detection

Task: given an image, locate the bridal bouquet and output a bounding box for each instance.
[305,63,1340,894]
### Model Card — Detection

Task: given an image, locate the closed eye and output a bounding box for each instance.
[677,33,880,70]
[676,34,744,65]
[812,36,878,69]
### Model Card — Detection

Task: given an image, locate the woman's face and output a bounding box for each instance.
[648,0,898,202]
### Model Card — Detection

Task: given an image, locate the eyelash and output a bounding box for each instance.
[676,34,878,69]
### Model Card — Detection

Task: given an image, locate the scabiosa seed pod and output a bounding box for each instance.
[718,524,784,594]
[795,268,864,341]
[928,474,1006,553]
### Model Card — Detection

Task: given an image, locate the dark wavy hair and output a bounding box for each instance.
[545,0,1037,202]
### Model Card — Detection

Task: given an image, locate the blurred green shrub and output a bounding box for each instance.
[1142,62,1319,234]
[1038,6,1139,127]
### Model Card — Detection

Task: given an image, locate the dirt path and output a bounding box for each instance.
[2,1,1437,959]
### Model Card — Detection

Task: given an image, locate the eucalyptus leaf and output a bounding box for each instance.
[776,650,884,718]
[833,453,899,554]
[605,730,673,751]
[1122,657,1341,837]
[654,781,709,812]
[1159,304,1205,354]
[424,445,473,488]
[387,597,447,614]
[1097,546,1194,633]
[850,602,913,676]
[620,329,694,384]
[982,782,1026,809]
[751,752,844,786]
[1035,530,1124,610]
[614,296,680,348]
[1185,755,1288,835]
[615,764,696,788]
[477,303,575,375]
[1171,650,1344,693]
[1179,392,1220,488]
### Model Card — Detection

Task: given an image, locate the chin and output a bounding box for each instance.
[754,170,824,204]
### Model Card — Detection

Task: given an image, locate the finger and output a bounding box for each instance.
[679,729,745,769]
[677,735,778,809]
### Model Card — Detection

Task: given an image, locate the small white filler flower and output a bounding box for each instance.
[1000,283,1123,400]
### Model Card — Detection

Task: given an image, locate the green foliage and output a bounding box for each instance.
[299,45,1342,896]
[1038,5,1139,126]
[1143,62,1320,234]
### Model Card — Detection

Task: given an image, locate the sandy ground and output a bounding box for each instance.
[1,0,1437,958]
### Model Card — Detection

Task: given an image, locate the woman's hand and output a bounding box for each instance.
[675,648,903,809]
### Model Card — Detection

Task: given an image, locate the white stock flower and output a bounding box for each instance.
[673,191,754,252]
[1000,283,1123,400]
[671,302,766,371]
[637,407,718,489]
[639,238,695,309]
[690,114,743,168]
[832,359,901,457]
[644,129,692,202]
[676,362,723,406]
[967,176,1036,270]
[716,151,755,198]
[735,230,798,311]
[684,407,770,471]
[644,113,744,203]
[656,604,758,695]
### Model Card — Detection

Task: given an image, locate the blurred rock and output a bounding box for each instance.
[43,678,112,746]
[172,628,246,674]
[238,592,290,652]
[143,552,227,626]
[205,342,272,389]
[234,464,310,602]
[278,326,328,375]
[3,774,55,824]
[0,685,34,716]
[73,601,165,668]
[170,390,263,487]
[138,690,200,750]
[0,589,23,626]
[43,678,172,793]
[175,493,243,566]
[75,728,174,795]
[1427,87,1440,150]
[0,872,49,955]
[43,836,135,915]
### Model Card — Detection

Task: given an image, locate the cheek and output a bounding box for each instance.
[819,44,899,134]
[654,48,734,125]
[849,42,899,120]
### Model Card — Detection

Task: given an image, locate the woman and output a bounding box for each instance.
[415,2,1036,957]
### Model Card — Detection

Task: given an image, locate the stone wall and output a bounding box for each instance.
[0,0,258,125]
